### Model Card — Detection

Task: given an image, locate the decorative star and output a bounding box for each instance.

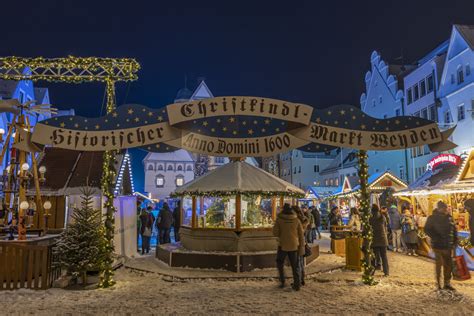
[340,110,345,115]
[375,120,380,124]
[157,116,163,122]
[128,109,134,115]
[261,128,266,132]
[145,120,148,124]
[316,117,321,123]
[350,108,354,112]
[242,121,247,125]
[232,130,237,135]
[105,119,109,123]
[112,112,118,117]
[253,120,258,125]
[116,123,120,127]
[203,121,208,126]
[344,121,348,125]
[156,144,160,148]
[95,124,100,129]
[197,129,201,133]
[334,121,338,125]
[416,121,420,125]
[69,117,73,121]
[217,118,221,123]
[126,118,130,122]
[85,127,88,130]
[84,119,88,123]
[60,122,65,128]
[211,128,216,132]
[352,116,356,120]
[222,127,227,132]
[148,112,153,117]
[327,111,332,115]
[248,129,254,135]
[395,120,400,125]
[264,119,270,125]
[275,127,280,132]
[229,117,235,123]
[385,127,390,131]
[142,108,146,112]
[74,123,79,128]
[134,117,140,122]
[360,124,366,130]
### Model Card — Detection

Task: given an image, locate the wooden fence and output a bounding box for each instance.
[0,239,61,290]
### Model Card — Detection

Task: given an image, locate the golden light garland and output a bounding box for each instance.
[357,150,377,285]
[0,56,140,289]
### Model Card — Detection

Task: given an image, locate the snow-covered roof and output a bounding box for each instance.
[174,160,304,196]
[144,149,194,163]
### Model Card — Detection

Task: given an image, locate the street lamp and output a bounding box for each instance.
[39,165,46,183]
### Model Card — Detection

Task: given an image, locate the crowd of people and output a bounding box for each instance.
[138,202,181,255]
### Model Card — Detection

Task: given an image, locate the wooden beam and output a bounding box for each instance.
[191,196,197,228]
[271,197,277,221]
[236,194,241,230]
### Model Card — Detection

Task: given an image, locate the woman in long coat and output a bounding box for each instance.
[401,208,418,256]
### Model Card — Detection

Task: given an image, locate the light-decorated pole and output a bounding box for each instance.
[357,150,377,285]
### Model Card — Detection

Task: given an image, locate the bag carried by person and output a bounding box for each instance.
[143,227,152,237]
[304,244,312,257]
[452,255,471,281]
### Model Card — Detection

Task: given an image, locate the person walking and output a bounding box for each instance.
[303,206,315,243]
[388,205,402,252]
[139,208,154,254]
[401,208,419,256]
[347,207,361,232]
[156,202,174,244]
[311,206,322,240]
[464,199,474,246]
[173,201,181,242]
[328,206,343,239]
[273,203,305,291]
[370,204,389,277]
[294,205,309,286]
[424,201,458,291]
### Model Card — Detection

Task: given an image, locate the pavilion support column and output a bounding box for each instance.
[191,196,197,228]
[236,194,241,230]
[199,197,204,216]
[280,196,284,209]
[271,197,277,221]
[179,198,184,226]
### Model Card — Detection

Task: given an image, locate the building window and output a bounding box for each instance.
[147,164,154,171]
[427,74,434,92]
[157,164,164,171]
[420,80,426,97]
[458,104,465,121]
[395,108,401,116]
[298,166,301,173]
[167,165,173,171]
[379,96,383,104]
[399,165,405,180]
[445,111,452,124]
[421,108,428,119]
[429,105,437,122]
[335,178,339,186]
[457,67,464,84]
[451,74,455,84]
[215,157,225,164]
[155,175,165,187]
[314,165,320,172]
[186,165,193,171]
[294,167,296,174]
[413,84,419,101]
[372,99,376,107]
[177,165,183,171]
[176,176,184,187]
[19,90,25,104]
[407,88,413,104]
[466,64,471,76]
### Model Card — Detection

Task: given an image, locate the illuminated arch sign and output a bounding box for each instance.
[28,96,456,157]
[426,153,461,170]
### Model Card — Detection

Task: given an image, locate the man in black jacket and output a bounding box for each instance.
[173,201,181,242]
[424,201,458,291]
[311,206,322,240]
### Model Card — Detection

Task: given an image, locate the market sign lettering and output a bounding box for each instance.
[25,96,457,156]
[426,153,461,170]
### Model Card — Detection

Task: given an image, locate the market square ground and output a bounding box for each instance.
[3,239,474,315]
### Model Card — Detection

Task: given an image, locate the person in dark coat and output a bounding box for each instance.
[401,208,418,256]
[294,205,309,286]
[311,206,322,240]
[156,202,174,244]
[464,199,474,246]
[139,208,155,254]
[173,201,181,242]
[370,204,389,276]
[328,206,343,239]
[388,204,402,252]
[425,201,458,291]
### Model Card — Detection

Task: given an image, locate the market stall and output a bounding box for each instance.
[394,152,474,264]
[156,158,320,272]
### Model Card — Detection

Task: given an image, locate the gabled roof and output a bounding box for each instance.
[306,186,338,199]
[455,24,474,50]
[143,149,194,164]
[388,64,416,89]
[418,40,449,65]
[190,80,214,100]
[174,160,304,196]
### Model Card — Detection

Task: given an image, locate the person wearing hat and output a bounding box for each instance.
[425,201,458,291]
[273,203,305,291]
[464,199,474,246]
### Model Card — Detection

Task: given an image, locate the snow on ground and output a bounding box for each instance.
[3,239,474,315]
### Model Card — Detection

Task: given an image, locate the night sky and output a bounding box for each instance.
[2,0,473,192]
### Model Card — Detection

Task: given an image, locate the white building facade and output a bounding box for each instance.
[360,51,412,183]
[438,25,474,157]
[143,150,195,200]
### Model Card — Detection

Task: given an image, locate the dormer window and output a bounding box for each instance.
[457,67,464,84]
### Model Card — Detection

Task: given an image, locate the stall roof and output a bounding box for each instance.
[305,186,338,199]
[330,171,406,198]
[174,160,304,196]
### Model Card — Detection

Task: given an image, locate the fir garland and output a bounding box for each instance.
[357,150,377,285]
[171,190,304,199]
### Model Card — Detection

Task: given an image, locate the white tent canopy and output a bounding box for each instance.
[174,160,304,196]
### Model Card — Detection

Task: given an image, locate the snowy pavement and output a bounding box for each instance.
[3,240,474,315]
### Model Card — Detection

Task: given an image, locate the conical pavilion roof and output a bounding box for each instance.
[174,160,304,197]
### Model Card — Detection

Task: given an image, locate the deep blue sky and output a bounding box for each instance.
[1,0,473,192]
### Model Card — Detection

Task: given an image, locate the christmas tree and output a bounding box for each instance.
[55,187,106,285]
